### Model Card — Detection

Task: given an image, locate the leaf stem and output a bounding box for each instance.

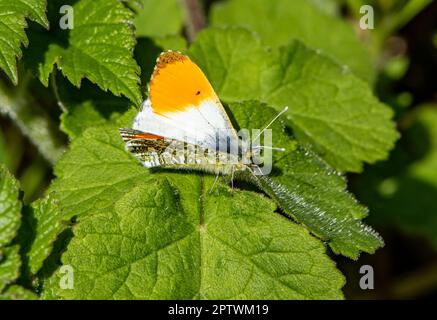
[181,0,206,42]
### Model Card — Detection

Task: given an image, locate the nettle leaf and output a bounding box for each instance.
[264,41,399,173]
[24,196,63,275]
[0,164,63,298]
[189,27,399,172]
[54,178,345,300]
[0,0,48,84]
[189,28,270,103]
[210,0,374,82]
[0,246,20,292]
[50,109,148,221]
[0,164,21,247]
[230,102,383,258]
[25,0,142,105]
[355,106,437,247]
[133,0,184,38]
[47,102,348,299]
[0,285,38,300]
[56,76,131,139]
[56,179,344,299]
[0,164,22,293]
[152,35,187,52]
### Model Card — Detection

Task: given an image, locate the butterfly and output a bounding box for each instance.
[119,51,287,187]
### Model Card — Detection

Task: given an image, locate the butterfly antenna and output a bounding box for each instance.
[253,146,286,152]
[253,106,288,142]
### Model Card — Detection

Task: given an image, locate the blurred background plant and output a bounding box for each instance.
[0,0,436,299]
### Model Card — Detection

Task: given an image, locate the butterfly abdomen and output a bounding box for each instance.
[120,129,248,174]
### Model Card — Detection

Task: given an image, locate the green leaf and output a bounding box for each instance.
[133,0,184,38]
[46,98,385,297]
[355,106,437,246]
[25,0,142,105]
[0,284,38,300]
[264,41,399,172]
[189,28,399,172]
[47,102,350,298]
[55,178,344,299]
[229,101,383,259]
[152,35,187,52]
[189,27,271,102]
[308,0,339,16]
[56,76,131,139]
[50,110,147,221]
[0,164,21,247]
[25,196,63,275]
[0,164,47,298]
[0,0,48,84]
[0,165,24,294]
[51,101,383,259]
[0,246,20,292]
[210,0,374,82]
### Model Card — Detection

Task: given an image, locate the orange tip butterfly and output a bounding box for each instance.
[119,51,287,182]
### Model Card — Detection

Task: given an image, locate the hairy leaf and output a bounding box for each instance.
[210,0,374,82]
[54,178,344,299]
[44,97,384,298]
[46,102,350,298]
[25,196,63,275]
[25,0,141,105]
[0,246,20,292]
[56,76,131,139]
[0,0,48,84]
[189,28,399,172]
[0,284,38,300]
[0,165,24,295]
[0,164,21,247]
[133,0,184,38]
[230,101,383,259]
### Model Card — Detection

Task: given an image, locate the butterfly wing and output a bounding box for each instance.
[132,51,239,153]
[119,128,170,167]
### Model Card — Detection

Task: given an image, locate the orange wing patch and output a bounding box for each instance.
[119,128,163,142]
[149,51,217,116]
[132,133,163,140]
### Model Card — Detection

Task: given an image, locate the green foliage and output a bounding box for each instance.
[56,76,131,139]
[0,165,21,248]
[45,103,345,299]
[189,28,398,172]
[230,102,383,258]
[0,77,66,164]
[42,92,386,298]
[0,164,64,299]
[0,285,38,300]
[133,0,184,37]
[25,197,63,275]
[25,0,142,105]
[0,0,48,84]
[0,165,32,298]
[355,106,437,247]
[56,179,344,299]
[0,246,21,292]
[210,0,374,82]
[0,0,408,300]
